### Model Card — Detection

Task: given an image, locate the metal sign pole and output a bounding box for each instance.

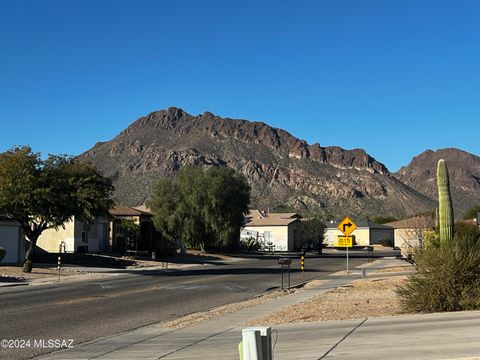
[288,264,291,290]
[281,264,284,290]
[346,246,349,274]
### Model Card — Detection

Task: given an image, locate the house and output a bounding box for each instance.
[36,215,110,253]
[0,217,25,264]
[242,210,301,251]
[324,220,394,247]
[109,205,158,254]
[385,216,435,255]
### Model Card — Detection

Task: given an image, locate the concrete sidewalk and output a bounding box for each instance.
[36,257,438,360]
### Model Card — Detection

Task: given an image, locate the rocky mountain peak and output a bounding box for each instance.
[82,107,434,217]
[394,148,480,217]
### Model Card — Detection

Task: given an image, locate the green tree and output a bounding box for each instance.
[148,166,250,251]
[371,216,398,224]
[177,166,210,250]
[299,216,325,253]
[454,222,480,243]
[203,167,251,249]
[0,146,113,272]
[463,205,480,220]
[148,177,182,245]
[121,219,141,253]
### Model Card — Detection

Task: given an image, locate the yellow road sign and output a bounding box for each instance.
[338,217,357,237]
[336,236,353,247]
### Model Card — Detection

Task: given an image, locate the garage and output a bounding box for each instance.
[0,219,24,264]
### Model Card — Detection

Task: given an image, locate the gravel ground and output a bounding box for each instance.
[247,275,409,326]
[0,265,79,280]
[157,289,289,329]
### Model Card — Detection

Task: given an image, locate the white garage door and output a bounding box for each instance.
[0,225,20,263]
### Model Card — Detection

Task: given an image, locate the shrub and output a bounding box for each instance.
[397,237,480,312]
[0,247,6,262]
[240,237,260,252]
[423,230,439,249]
[454,222,480,243]
[154,237,177,258]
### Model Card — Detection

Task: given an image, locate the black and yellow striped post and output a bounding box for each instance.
[57,255,61,282]
[301,255,305,282]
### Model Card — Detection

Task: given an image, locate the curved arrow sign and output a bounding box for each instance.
[338,216,357,237]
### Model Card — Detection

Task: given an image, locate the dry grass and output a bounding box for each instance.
[370,265,415,274]
[303,279,327,289]
[247,276,409,326]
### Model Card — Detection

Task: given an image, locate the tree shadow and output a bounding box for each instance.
[125,265,322,278]
[0,275,28,283]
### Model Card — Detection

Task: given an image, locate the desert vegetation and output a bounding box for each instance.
[397,159,480,312]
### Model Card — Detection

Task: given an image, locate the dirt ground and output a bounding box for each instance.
[157,289,289,329]
[0,265,79,280]
[247,275,409,326]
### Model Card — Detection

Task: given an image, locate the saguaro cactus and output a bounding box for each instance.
[437,159,454,243]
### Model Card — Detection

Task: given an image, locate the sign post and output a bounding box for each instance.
[337,217,356,273]
[278,258,292,290]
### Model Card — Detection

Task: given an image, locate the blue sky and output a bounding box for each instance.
[1,0,479,171]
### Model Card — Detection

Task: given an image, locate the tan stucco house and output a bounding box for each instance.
[242,210,301,251]
[109,205,157,254]
[324,220,394,247]
[36,215,110,253]
[385,215,435,256]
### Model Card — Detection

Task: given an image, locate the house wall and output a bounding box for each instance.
[370,229,394,245]
[0,221,24,264]
[394,228,425,255]
[73,217,109,252]
[37,216,109,253]
[244,225,290,251]
[287,222,301,250]
[37,220,75,252]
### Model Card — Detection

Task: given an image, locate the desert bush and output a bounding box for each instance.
[423,230,439,249]
[0,247,6,262]
[454,222,480,243]
[397,237,480,312]
[240,237,260,252]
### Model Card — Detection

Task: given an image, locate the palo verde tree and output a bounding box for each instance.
[148,166,250,251]
[202,167,251,249]
[0,146,113,272]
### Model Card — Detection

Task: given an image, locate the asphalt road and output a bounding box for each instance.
[0,252,374,360]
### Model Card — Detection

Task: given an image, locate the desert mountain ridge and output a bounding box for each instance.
[81,107,478,218]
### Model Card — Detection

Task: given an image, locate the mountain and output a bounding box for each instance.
[81,107,435,218]
[395,148,480,217]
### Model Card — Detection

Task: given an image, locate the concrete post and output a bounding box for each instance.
[242,329,262,360]
[242,327,272,360]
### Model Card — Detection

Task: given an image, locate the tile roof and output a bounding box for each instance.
[244,210,300,227]
[132,205,153,215]
[385,216,435,229]
[109,205,152,217]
